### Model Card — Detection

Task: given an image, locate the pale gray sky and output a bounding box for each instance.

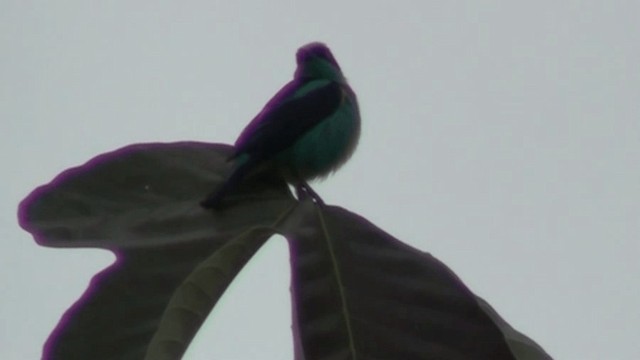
[2,1,639,359]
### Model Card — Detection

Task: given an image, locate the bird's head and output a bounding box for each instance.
[295,42,345,82]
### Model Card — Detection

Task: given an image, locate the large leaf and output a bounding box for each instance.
[19,142,293,249]
[477,298,553,360]
[18,142,295,359]
[278,201,552,360]
[145,205,299,360]
[143,227,275,360]
[19,141,551,359]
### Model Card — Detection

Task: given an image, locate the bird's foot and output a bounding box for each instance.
[295,182,325,206]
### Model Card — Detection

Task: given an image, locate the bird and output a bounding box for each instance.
[200,42,360,209]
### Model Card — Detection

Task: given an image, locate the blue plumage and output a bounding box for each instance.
[201,42,360,209]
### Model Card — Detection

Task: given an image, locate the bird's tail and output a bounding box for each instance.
[200,158,254,209]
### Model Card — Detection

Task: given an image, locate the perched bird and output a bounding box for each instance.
[201,42,360,209]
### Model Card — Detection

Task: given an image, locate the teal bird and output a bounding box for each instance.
[201,42,360,209]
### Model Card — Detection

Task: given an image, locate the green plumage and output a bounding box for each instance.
[201,42,360,209]
[274,89,359,180]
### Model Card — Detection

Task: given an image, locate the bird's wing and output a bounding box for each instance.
[232,80,343,160]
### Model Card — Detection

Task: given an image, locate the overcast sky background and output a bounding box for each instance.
[2,1,639,359]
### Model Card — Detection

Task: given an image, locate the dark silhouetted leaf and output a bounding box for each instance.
[19,142,293,249]
[18,142,295,360]
[477,297,553,359]
[143,227,274,360]
[278,201,552,360]
[18,141,551,360]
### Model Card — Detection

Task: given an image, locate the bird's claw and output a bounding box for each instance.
[296,183,325,206]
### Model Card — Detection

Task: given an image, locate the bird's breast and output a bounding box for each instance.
[274,89,360,181]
